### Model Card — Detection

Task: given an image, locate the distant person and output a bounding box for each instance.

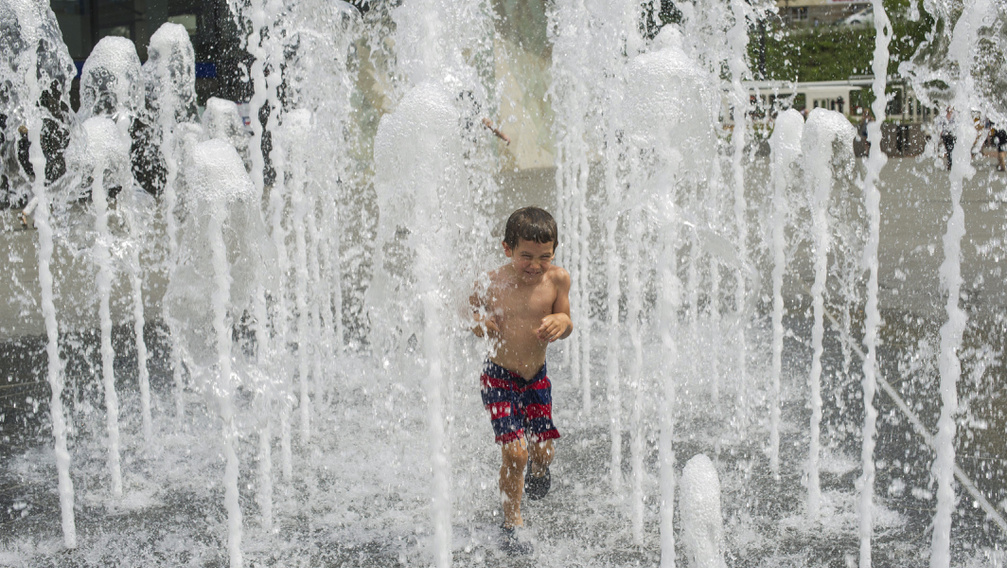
[937,107,956,170]
[469,206,572,554]
[17,124,33,180]
[992,126,1007,172]
[0,111,12,209]
[16,82,71,187]
[858,109,873,153]
[38,79,70,184]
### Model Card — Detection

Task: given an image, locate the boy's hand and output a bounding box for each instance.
[473,315,500,338]
[536,314,571,343]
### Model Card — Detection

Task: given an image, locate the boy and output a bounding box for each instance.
[470,206,573,546]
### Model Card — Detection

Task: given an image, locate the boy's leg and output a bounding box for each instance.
[500,436,528,528]
[522,366,559,476]
[528,439,554,477]
[524,438,553,501]
[481,362,532,527]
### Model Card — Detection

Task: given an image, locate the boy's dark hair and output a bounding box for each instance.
[504,207,558,249]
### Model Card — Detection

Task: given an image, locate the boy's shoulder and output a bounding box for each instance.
[486,263,512,282]
[476,265,514,294]
[546,264,570,287]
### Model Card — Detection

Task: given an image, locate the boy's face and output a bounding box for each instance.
[503,238,555,283]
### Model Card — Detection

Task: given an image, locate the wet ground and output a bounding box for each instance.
[1,303,1006,567]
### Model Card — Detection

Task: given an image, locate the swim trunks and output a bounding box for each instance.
[480,360,560,445]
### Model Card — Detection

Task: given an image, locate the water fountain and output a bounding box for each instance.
[3,1,1007,567]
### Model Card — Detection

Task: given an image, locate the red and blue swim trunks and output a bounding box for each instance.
[480,360,560,445]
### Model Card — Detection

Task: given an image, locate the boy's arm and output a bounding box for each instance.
[469,286,499,338]
[537,268,573,342]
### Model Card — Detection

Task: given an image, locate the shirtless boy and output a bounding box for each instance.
[470,206,573,543]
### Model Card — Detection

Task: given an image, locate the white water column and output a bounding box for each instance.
[857,0,891,565]
[727,0,752,434]
[282,109,315,446]
[140,21,201,442]
[374,82,463,568]
[546,0,631,494]
[79,33,147,499]
[85,118,128,500]
[658,205,680,568]
[603,164,624,494]
[190,139,262,568]
[930,2,989,566]
[806,124,827,522]
[550,0,594,412]
[228,0,296,481]
[280,3,357,394]
[621,4,652,541]
[623,24,717,556]
[623,49,652,550]
[218,0,282,534]
[125,202,152,446]
[30,119,78,545]
[145,24,193,424]
[802,109,855,520]
[627,204,646,545]
[767,110,803,480]
[13,0,78,546]
[601,20,626,496]
[379,0,494,562]
[209,201,244,568]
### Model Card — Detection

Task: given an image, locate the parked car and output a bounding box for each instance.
[839,7,874,26]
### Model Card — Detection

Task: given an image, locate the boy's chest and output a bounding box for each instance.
[490,282,555,319]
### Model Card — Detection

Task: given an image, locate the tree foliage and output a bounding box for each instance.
[752,0,933,82]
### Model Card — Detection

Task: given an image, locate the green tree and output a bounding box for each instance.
[754,0,933,83]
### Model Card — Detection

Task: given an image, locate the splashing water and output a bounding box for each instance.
[4,2,1007,568]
